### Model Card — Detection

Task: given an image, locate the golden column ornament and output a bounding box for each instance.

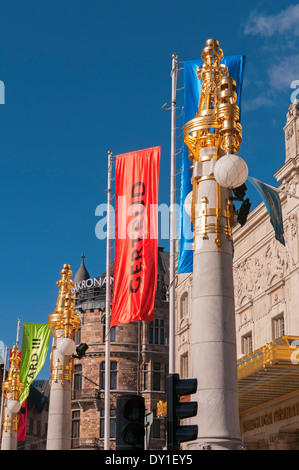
[183,39,247,450]
[46,264,80,450]
[184,39,245,246]
[1,343,24,450]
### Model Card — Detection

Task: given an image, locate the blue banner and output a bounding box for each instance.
[178,55,246,273]
[247,176,285,246]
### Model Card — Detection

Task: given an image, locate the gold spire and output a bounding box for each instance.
[183,39,242,244]
[184,38,242,159]
[48,264,80,339]
[2,344,24,402]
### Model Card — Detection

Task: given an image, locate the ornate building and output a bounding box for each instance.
[19,380,50,450]
[175,101,299,450]
[71,247,169,450]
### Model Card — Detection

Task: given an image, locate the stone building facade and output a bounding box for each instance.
[71,247,169,450]
[19,380,50,450]
[175,101,299,450]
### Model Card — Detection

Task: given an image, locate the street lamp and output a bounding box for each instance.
[214,153,248,189]
[47,264,81,450]
[1,344,24,450]
[183,39,244,450]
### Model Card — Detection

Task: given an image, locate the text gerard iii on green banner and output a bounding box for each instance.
[19,323,50,405]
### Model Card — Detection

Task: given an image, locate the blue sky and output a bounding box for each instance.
[0,1,298,377]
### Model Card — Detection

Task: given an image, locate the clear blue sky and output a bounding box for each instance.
[0,1,298,377]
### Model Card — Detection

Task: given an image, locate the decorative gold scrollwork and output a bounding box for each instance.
[50,354,74,386]
[3,414,19,435]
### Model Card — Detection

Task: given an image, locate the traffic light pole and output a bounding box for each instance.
[167,373,198,450]
[167,374,178,451]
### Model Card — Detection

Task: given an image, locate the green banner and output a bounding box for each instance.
[19,323,51,405]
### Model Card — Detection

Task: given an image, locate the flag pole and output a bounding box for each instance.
[16,318,21,346]
[0,344,8,437]
[169,54,178,374]
[104,150,113,450]
[268,184,299,200]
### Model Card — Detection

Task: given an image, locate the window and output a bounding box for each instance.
[180,353,188,379]
[181,292,189,319]
[73,364,82,390]
[110,362,117,389]
[100,361,117,390]
[152,418,161,439]
[242,332,252,356]
[103,325,116,342]
[273,314,284,339]
[72,410,80,440]
[74,328,81,345]
[100,409,116,438]
[143,363,149,390]
[149,319,165,345]
[36,420,41,436]
[153,363,161,391]
[28,418,33,434]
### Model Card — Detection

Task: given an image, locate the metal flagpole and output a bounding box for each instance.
[104,150,113,450]
[16,318,21,346]
[137,321,140,395]
[268,184,299,200]
[0,344,8,437]
[169,54,178,374]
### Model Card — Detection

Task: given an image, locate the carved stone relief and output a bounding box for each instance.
[289,213,298,237]
[286,125,294,140]
[233,239,290,309]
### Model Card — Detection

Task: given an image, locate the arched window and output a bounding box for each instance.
[180,292,189,319]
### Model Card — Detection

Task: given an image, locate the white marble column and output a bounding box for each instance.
[189,146,241,450]
[1,402,18,450]
[46,336,72,450]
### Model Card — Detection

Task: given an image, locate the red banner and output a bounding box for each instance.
[111,147,160,327]
[18,399,27,441]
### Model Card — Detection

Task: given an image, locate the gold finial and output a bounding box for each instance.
[2,344,24,402]
[217,76,242,154]
[183,39,242,245]
[48,264,80,339]
[184,39,242,159]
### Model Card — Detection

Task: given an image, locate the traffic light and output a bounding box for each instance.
[167,373,198,450]
[116,394,145,450]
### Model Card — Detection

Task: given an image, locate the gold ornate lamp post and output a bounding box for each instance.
[46,264,80,450]
[1,341,24,450]
[183,39,247,450]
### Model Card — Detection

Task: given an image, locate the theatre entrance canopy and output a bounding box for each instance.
[238,336,299,413]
